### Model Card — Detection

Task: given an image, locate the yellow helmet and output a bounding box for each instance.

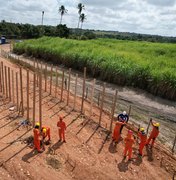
[36,122,40,126]
[42,128,47,133]
[154,123,160,127]
[140,127,145,132]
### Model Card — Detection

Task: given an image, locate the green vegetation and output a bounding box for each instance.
[13,37,176,100]
[1,20,176,43]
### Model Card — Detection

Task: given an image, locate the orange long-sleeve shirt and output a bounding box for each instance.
[42,126,50,138]
[57,121,66,132]
[33,128,40,141]
[150,124,159,138]
[124,137,135,148]
[138,132,147,144]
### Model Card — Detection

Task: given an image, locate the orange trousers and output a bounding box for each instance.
[59,129,65,141]
[34,140,40,151]
[146,136,156,146]
[139,143,145,155]
[124,147,132,160]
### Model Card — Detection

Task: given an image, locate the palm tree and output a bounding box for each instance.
[77,3,84,28]
[41,11,44,26]
[58,5,68,24]
[80,13,86,29]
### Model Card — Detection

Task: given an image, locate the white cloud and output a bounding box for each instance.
[0,0,175,36]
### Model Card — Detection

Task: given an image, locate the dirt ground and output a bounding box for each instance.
[0,45,176,180]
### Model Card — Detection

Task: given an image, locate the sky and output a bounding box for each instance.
[0,0,176,37]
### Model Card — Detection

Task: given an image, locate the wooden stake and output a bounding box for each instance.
[1,62,5,95]
[98,92,100,106]
[45,63,47,92]
[36,60,39,87]
[146,118,152,135]
[89,79,96,117]
[4,66,8,98]
[49,64,53,95]
[19,67,24,116]
[110,90,118,132]
[99,83,106,125]
[8,67,11,101]
[128,105,132,121]
[67,68,71,106]
[172,134,176,154]
[27,70,29,120]
[40,61,43,71]
[55,67,59,97]
[39,73,42,131]
[33,73,36,127]
[0,63,2,92]
[33,60,35,70]
[16,72,19,110]
[81,67,86,113]
[11,70,15,104]
[73,74,78,110]
[60,70,64,101]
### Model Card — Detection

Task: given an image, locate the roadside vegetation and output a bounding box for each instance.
[13,37,176,100]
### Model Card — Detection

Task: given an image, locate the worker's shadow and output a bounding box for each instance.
[109,137,123,153]
[22,149,38,163]
[132,155,143,166]
[146,146,153,162]
[117,158,131,172]
[108,141,117,153]
[47,141,64,155]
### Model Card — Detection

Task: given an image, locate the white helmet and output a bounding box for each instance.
[123,111,126,115]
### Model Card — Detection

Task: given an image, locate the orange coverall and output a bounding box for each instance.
[42,126,51,141]
[57,120,66,141]
[138,131,147,156]
[124,135,135,160]
[112,122,125,142]
[146,124,159,146]
[33,128,41,151]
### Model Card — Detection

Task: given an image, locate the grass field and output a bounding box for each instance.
[13,37,176,100]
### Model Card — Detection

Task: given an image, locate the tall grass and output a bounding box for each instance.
[13,37,176,100]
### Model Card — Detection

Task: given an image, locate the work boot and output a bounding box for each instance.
[38,150,43,153]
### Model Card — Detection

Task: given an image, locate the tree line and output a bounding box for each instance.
[0,21,176,43]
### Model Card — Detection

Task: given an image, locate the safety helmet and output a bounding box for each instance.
[42,128,47,133]
[154,123,160,127]
[140,127,145,132]
[123,111,127,115]
[36,122,40,126]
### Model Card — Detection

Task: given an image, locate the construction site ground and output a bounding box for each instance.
[0,45,176,180]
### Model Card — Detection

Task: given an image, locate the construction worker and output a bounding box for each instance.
[117,111,129,134]
[124,130,135,161]
[146,120,160,147]
[112,121,126,143]
[33,122,43,153]
[41,126,51,141]
[138,127,147,156]
[57,116,66,142]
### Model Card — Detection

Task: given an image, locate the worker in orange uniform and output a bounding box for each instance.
[41,126,51,141]
[33,122,43,153]
[138,127,147,156]
[124,130,135,161]
[112,121,126,143]
[146,120,160,147]
[57,116,66,142]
